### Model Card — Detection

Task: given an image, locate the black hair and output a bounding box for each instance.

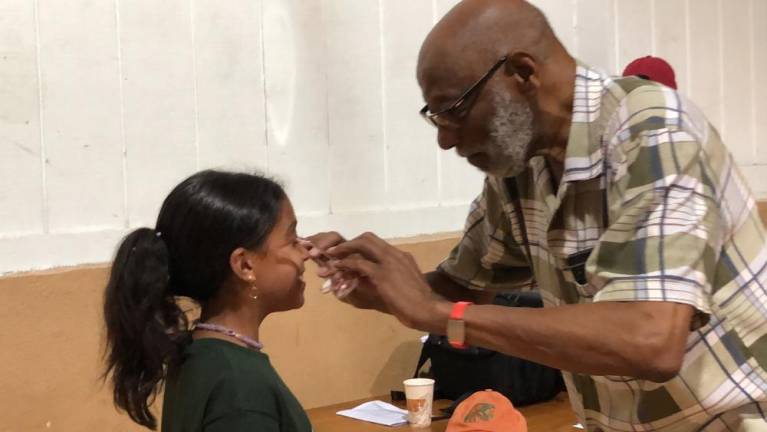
[103,170,286,429]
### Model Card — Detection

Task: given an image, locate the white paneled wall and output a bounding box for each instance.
[263,0,330,216]
[325,0,387,213]
[721,0,752,165]
[688,0,722,128]
[195,0,267,175]
[756,0,767,166]
[383,0,438,209]
[434,0,485,207]
[653,0,687,94]
[121,0,199,228]
[574,0,615,73]
[1,0,43,237]
[1,0,766,273]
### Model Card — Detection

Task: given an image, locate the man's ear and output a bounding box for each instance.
[505,52,540,94]
[230,247,258,283]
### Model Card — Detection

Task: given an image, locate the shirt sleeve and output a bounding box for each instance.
[204,410,280,432]
[438,177,534,292]
[588,120,720,329]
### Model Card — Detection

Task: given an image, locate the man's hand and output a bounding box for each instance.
[328,232,451,330]
[304,231,344,272]
[303,231,389,312]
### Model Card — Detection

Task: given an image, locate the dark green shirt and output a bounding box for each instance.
[162,338,312,432]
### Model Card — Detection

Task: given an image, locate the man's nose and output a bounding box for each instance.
[437,127,459,151]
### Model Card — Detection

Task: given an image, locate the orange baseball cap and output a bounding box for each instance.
[446,390,527,432]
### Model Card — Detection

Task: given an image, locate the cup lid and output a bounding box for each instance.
[403,378,435,386]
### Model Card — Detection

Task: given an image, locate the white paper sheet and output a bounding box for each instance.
[336,400,409,427]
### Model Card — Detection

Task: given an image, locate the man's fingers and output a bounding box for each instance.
[357,232,394,253]
[327,232,391,262]
[306,231,346,250]
[335,279,357,299]
[316,266,336,278]
[334,255,379,279]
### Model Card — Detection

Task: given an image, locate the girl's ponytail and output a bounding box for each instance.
[103,228,188,430]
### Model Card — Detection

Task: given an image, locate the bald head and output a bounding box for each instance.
[418,0,565,90]
[416,0,577,180]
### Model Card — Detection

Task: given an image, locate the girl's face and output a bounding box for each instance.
[253,198,309,313]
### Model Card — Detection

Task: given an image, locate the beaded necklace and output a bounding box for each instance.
[192,321,263,351]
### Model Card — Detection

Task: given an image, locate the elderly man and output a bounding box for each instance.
[313,0,767,430]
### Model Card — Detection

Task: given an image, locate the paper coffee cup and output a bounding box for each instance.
[403,378,435,428]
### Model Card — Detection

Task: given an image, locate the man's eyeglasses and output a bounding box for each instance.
[420,56,508,128]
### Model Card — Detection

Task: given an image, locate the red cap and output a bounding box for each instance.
[622,56,677,89]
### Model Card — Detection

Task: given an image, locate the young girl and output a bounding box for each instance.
[103,170,313,431]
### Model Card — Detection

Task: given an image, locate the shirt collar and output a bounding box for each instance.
[561,62,615,184]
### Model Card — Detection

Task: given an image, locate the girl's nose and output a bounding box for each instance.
[296,238,313,261]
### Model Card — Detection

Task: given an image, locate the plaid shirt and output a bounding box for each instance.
[439,63,767,431]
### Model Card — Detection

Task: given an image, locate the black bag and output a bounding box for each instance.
[414,291,564,407]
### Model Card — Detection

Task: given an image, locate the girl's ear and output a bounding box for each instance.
[230,247,259,283]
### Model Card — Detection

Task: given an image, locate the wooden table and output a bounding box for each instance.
[307,393,578,431]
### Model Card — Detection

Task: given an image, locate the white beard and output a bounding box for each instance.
[483,90,535,178]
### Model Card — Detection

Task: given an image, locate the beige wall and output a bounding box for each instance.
[0,236,457,432]
[2,203,766,431]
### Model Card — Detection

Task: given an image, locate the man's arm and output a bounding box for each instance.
[425,298,693,383]
[330,233,694,383]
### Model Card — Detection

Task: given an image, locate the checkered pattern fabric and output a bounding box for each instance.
[439,63,767,431]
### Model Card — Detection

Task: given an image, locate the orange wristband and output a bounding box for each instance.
[447,301,473,348]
